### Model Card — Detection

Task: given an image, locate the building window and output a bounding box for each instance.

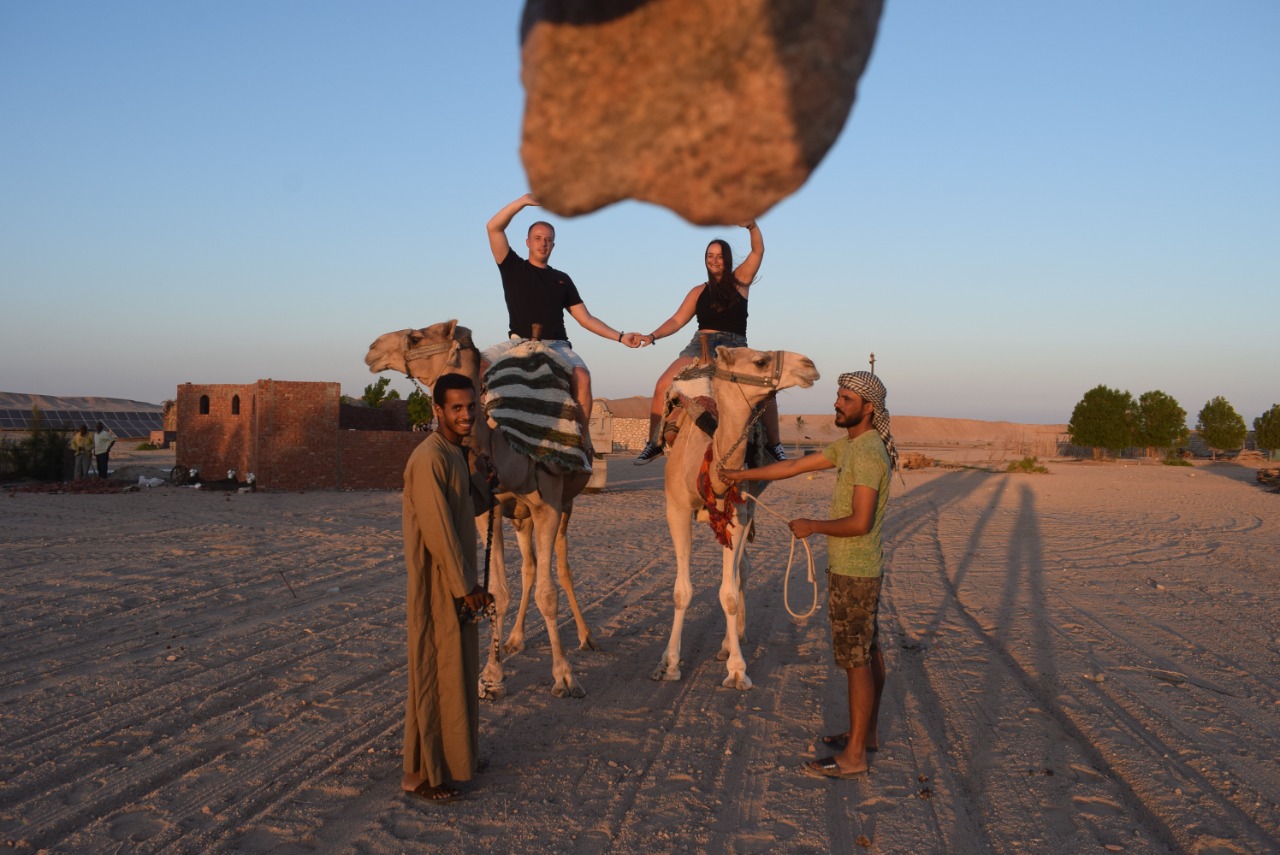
[199,395,210,415]
[231,395,241,415]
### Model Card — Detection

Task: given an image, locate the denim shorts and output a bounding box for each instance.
[482,335,587,371]
[678,330,748,360]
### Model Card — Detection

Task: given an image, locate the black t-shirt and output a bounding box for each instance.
[498,249,583,341]
[695,283,749,336]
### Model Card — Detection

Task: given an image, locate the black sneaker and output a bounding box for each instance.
[769,443,787,461]
[634,441,664,465]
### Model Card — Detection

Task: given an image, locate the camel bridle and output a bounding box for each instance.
[399,331,478,395]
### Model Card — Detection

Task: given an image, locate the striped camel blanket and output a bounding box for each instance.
[483,341,590,472]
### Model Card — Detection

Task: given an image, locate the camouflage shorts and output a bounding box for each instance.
[827,572,881,669]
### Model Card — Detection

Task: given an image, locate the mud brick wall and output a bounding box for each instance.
[176,383,256,480]
[177,380,422,491]
[337,431,426,489]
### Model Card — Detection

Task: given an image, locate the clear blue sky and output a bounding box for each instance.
[2,2,1276,424]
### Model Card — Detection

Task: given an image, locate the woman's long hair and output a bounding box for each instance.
[704,239,742,313]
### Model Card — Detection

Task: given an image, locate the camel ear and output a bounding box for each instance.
[715,345,734,364]
[443,319,458,337]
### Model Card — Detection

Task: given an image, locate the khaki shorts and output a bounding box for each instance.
[828,572,881,669]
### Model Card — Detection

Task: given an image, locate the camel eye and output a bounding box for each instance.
[753,357,769,368]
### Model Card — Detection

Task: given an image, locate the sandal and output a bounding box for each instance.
[405,781,460,803]
[802,756,867,780]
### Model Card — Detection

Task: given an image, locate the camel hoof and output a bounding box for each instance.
[503,638,525,656]
[478,680,506,702]
[722,673,753,691]
[716,648,730,661]
[649,665,682,682]
[551,679,586,699]
[578,633,598,652]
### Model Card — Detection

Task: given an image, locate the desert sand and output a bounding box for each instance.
[2,438,1278,853]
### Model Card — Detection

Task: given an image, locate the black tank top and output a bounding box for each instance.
[694,284,748,336]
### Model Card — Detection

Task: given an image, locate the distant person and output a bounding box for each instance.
[634,222,785,464]
[92,422,117,479]
[71,425,94,480]
[486,193,644,456]
[400,373,493,803]
[722,371,899,779]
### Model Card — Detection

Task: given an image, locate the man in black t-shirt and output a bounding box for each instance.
[485,193,644,451]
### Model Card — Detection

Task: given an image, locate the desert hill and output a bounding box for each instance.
[0,392,163,411]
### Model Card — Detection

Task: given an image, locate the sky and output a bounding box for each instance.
[2,1,1276,424]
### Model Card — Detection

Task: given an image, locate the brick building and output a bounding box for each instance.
[175,380,424,491]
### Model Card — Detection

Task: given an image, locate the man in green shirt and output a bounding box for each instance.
[722,371,898,779]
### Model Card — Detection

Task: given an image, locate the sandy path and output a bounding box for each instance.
[2,459,1277,853]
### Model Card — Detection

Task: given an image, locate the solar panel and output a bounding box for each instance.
[0,409,162,437]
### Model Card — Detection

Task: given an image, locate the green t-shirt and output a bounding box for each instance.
[822,431,890,577]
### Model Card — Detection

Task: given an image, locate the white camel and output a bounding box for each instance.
[651,345,819,689]
[366,320,594,699]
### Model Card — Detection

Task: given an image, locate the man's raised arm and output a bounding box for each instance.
[486,193,538,265]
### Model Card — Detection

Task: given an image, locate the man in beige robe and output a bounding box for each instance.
[401,374,492,803]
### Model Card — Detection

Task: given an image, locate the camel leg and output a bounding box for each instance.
[718,517,753,690]
[651,504,693,682]
[478,511,510,701]
[530,504,584,698]
[503,514,536,656]
[553,507,597,651]
[719,537,751,659]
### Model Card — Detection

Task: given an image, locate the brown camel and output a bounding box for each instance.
[366,320,593,699]
[651,346,819,689]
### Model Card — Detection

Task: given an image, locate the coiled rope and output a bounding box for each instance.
[743,492,818,621]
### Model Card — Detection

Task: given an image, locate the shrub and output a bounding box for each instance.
[0,409,70,481]
[1162,455,1192,467]
[135,441,160,451]
[1006,456,1048,474]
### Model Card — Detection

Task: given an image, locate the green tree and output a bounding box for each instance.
[1131,390,1188,457]
[406,388,433,429]
[1196,396,1246,461]
[1253,403,1280,460]
[361,377,401,408]
[1068,385,1134,458]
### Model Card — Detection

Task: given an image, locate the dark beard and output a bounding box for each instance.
[835,410,866,429]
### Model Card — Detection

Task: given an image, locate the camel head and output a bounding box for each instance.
[713,346,820,401]
[364,320,474,387]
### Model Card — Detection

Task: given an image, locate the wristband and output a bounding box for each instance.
[617,331,624,342]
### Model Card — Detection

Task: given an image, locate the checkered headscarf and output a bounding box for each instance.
[838,371,898,473]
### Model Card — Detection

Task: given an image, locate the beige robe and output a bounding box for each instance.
[401,432,480,786]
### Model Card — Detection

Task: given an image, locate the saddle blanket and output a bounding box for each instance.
[483,340,590,472]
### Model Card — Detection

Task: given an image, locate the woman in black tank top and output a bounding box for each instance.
[633,223,785,464]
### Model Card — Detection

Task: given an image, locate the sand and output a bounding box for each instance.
[2,442,1278,853]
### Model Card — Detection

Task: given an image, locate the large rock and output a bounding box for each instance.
[519,0,883,225]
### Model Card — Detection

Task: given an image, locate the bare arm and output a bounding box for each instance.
[486,193,538,265]
[733,221,765,290]
[641,285,704,346]
[789,485,878,539]
[567,303,643,347]
[721,449,832,483]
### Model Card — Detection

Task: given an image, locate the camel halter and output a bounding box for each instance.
[400,332,477,394]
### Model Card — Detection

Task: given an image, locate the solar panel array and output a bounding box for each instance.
[0,409,163,438]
